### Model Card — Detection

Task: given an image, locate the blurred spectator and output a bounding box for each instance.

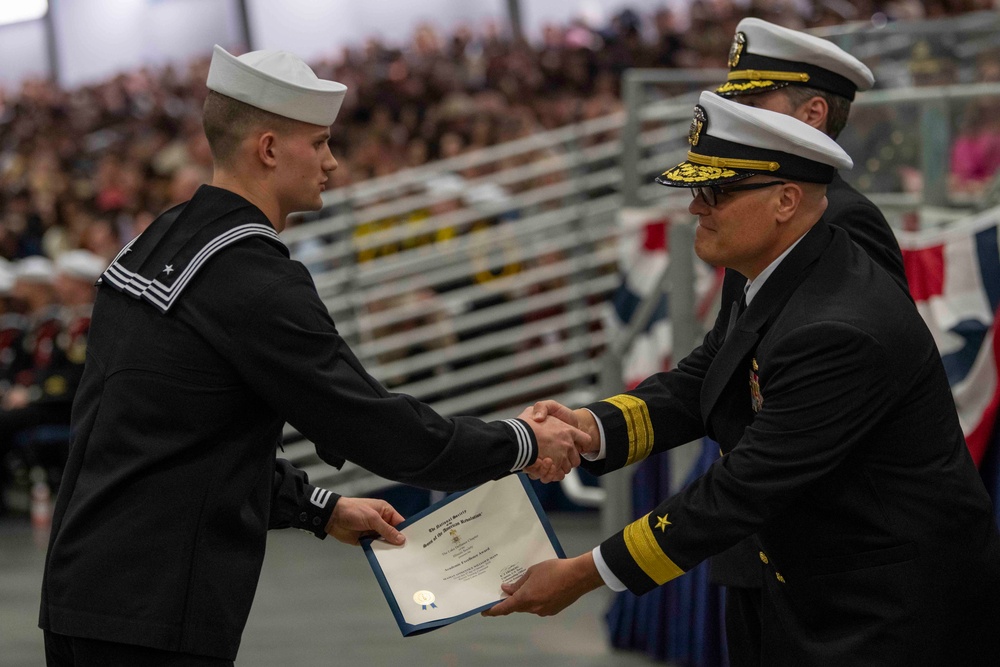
[360,287,459,390]
[950,97,1000,193]
[950,49,1000,194]
[5,257,60,410]
[167,163,211,208]
[0,260,26,395]
[0,251,102,505]
[908,39,958,86]
[0,257,58,510]
[0,190,45,258]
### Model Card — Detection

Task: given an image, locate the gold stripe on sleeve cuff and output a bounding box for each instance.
[602,394,654,465]
[623,514,684,585]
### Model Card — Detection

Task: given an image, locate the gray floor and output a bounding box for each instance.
[1,513,662,666]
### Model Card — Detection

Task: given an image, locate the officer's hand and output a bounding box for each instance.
[529,399,578,427]
[523,457,560,482]
[481,553,603,617]
[530,400,601,457]
[326,497,406,546]
[519,406,586,480]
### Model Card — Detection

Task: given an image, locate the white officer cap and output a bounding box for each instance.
[656,92,852,189]
[55,250,108,282]
[716,18,874,101]
[206,45,347,127]
[463,182,508,207]
[14,256,54,284]
[425,173,467,200]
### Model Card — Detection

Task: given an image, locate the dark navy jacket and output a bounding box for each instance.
[585,221,1000,666]
[39,186,537,660]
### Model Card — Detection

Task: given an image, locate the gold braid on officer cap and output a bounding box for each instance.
[687,151,780,172]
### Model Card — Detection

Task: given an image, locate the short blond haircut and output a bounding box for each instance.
[202,90,295,167]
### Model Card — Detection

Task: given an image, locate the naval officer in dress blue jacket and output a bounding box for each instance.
[484,91,1000,667]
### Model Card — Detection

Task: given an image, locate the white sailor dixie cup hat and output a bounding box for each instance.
[206,45,347,127]
[14,256,55,284]
[55,250,108,283]
[716,18,874,101]
[0,259,14,295]
[656,92,853,188]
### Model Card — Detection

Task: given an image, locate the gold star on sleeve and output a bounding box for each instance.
[623,513,684,585]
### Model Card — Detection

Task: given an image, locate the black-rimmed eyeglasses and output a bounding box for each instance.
[690,181,787,207]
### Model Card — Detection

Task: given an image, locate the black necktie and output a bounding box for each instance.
[725,294,747,339]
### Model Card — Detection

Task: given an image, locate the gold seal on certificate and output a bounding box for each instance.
[362,474,564,636]
[413,590,437,610]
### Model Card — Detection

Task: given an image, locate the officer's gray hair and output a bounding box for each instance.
[781,86,852,140]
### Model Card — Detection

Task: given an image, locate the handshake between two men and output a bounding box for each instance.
[327,399,604,619]
[520,400,599,483]
[322,398,592,530]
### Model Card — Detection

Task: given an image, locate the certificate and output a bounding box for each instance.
[361,474,564,636]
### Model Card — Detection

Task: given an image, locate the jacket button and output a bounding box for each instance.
[776,572,786,584]
[299,512,308,522]
[312,517,321,526]
[758,551,769,564]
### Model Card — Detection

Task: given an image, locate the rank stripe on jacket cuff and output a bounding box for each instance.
[623,513,684,585]
[602,394,654,466]
[309,487,333,509]
[502,418,534,471]
[299,485,338,539]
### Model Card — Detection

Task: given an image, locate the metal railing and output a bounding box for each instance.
[816,10,1000,86]
[280,111,628,497]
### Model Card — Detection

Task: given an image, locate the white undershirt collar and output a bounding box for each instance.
[744,235,806,306]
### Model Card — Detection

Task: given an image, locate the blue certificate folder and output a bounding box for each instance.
[361,474,565,637]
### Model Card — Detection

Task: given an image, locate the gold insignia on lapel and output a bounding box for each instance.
[728,31,746,68]
[750,357,763,412]
[654,514,672,532]
[689,105,707,147]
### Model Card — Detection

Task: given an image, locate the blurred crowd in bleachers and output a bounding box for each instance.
[1,1,1000,514]
[3,1,999,265]
[0,250,105,516]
